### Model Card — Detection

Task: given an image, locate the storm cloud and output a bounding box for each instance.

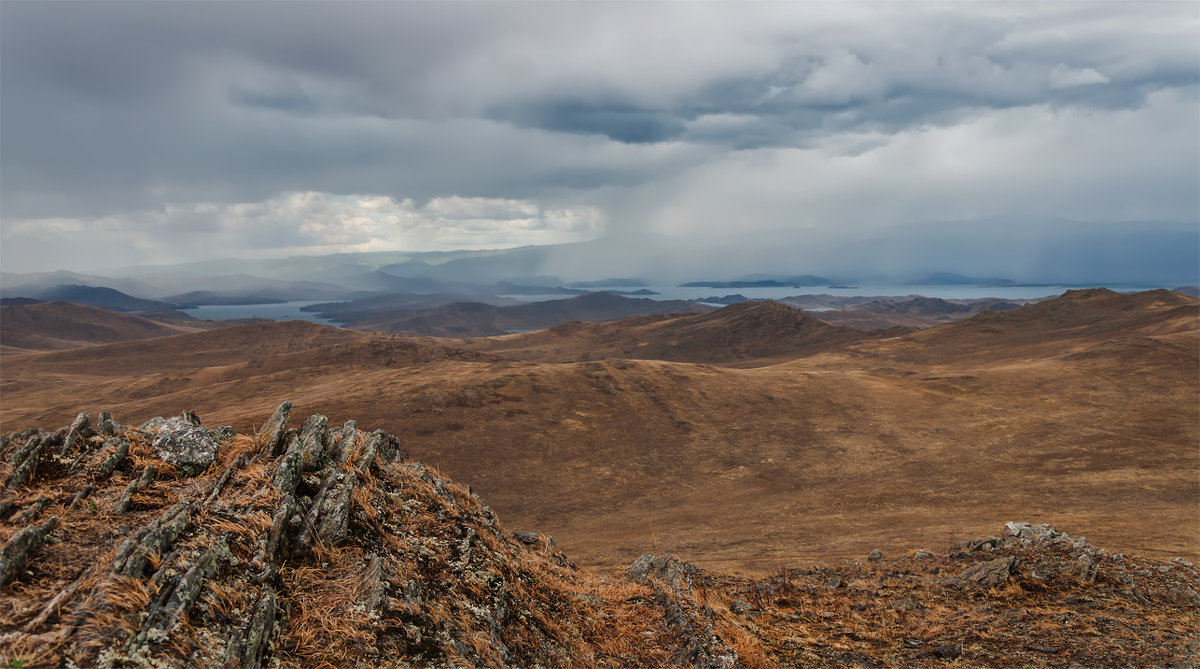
[1,2,1196,277]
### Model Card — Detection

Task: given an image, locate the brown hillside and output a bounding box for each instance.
[2,409,1195,667]
[0,302,205,353]
[349,292,713,336]
[460,300,904,366]
[0,290,1195,573]
[860,287,1199,363]
[813,296,1032,330]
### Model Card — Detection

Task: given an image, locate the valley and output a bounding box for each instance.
[2,288,1195,571]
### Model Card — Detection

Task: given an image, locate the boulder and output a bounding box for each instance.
[152,417,219,476]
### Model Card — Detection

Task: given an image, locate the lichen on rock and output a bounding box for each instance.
[152,414,220,476]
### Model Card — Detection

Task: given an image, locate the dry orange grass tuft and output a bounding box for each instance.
[277,548,377,668]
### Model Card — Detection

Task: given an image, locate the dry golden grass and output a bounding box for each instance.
[278,556,378,668]
[5,290,1195,573]
[1,290,1197,667]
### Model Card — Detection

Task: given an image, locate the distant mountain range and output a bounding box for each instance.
[2,224,1196,328]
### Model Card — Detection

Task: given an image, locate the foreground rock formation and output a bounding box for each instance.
[1,405,1197,668]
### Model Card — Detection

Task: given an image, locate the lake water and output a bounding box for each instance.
[505,283,1171,304]
[179,301,339,324]
[181,283,1176,324]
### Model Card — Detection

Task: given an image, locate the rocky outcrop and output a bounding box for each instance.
[628,554,739,668]
[2,403,751,668]
[1004,521,1091,549]
[1,410,1196,668]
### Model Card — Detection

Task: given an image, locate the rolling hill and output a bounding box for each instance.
[0,302,205,353]
[459,299,905,365]
[1,289,1195,573]
[346,291,712,336]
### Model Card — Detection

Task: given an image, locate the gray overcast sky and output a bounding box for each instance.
[1,2,1197,277]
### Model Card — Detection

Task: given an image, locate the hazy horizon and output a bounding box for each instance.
[2,2,1197,282]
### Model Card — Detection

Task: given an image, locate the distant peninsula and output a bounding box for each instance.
[679,275,831,289]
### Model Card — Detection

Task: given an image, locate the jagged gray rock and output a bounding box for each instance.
[129,540,230,651]
[96,411,125,435]
[951,536,1002,552]
[0,516,58,587]
[513,531,541,546]
[947,556,1018,589]
[628,554,699,596]
[294,414,329,470]
[68,483,97,510]
[1074,554,1099,583]
[153,416,220,476]
[96,437,130,478]
[357,555,387,613]
[211,425,236,442]
[258,401,291,458]
[138,416,168,431]
[5,434,45,488]
[329,420,357,463]
[272,440,304,496]
[206,453,248,504]
[627,554,739,668]
[297,470,356,551]
[232,587,277,669]
[362,429,406,469]
[114,465,157,514]
[256,495,298,576]
[113,501,194,577]
[1003,521,1090,548]
[59,412,92,454]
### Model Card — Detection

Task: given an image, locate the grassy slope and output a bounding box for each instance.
[0,290,1196,570]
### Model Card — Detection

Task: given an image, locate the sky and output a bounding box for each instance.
[1,2,1197,279]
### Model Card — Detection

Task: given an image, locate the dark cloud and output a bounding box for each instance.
[492,101,688,145]
[1,2,1196,276]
